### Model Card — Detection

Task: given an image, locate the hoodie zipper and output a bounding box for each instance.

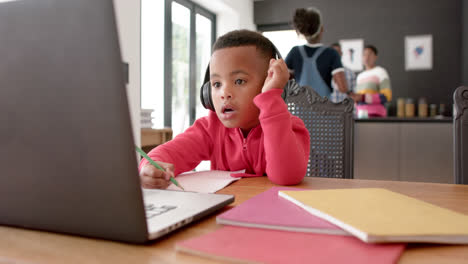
[240,134,251,172]
[239,126,259,172]
[239,128,253,152]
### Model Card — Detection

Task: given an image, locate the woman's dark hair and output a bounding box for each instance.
[293,7,322,39]
[212,29,276,60]
[365,44,378,55]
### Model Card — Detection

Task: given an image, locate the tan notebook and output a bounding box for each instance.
[279,188,468,244]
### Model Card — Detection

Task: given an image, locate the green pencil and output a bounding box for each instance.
[135,146,184,191]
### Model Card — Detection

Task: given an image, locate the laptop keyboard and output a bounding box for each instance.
[145,203,177,219]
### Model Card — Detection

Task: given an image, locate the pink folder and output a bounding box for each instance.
[177,226,406,264]
[216,186,346,235]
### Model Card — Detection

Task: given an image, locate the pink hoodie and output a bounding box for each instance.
[139,89,310,185]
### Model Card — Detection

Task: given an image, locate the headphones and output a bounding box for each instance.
[199,44,295,111]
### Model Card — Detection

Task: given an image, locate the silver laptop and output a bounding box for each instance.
[0,0,233,243]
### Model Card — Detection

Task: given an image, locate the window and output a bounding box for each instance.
[171,2,191,135]
[141,0,215,137]
[262,30,306,59]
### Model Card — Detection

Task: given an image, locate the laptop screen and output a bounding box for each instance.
[0,0,148,243]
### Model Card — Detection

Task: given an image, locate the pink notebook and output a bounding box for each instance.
[216,186,346,235]
[176,226,406,264]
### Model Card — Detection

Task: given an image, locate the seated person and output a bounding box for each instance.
[139,30,310,189]
[354,44,392,117]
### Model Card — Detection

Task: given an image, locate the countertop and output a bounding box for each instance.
[354,116,452,123]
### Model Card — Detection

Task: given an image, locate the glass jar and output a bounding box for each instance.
[418,97,428,117]
[405,98,415,118]
[429,104,437,117]
[439,104,446,116]
[397,98,405,118]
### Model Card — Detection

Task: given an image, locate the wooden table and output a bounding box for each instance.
[1,177,468,264]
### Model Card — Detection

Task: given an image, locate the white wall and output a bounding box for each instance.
[192,0,255,35]
[141,0,164,128]
[113,0,141,145]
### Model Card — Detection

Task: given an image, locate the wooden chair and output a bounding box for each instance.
[283,81,354,178]
[453,86,468,184]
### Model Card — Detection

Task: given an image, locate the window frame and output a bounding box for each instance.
[163,0,216,127]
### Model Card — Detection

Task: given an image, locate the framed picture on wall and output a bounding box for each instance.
[405,35,432,71]
[339,39,363,72]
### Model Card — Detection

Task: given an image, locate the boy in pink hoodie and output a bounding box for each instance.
[139,30,310,189]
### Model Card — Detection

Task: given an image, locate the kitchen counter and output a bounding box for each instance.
[354,116,452,123]
[354,120,453,183]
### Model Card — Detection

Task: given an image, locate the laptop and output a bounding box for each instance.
[0,0,234,243]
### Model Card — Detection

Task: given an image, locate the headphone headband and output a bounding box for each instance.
[200,42,284,111]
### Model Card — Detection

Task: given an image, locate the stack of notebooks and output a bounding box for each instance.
[176,186,468,263]
[141,109,155,129]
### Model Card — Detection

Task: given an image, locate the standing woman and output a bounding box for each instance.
[285,7,352,99]
[354,45,392,117]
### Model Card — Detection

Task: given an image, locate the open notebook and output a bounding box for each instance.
[216,187,346,235]
[165,170,243,193]
[279,188,468,244]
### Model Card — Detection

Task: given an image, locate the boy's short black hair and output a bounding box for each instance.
[212,29,276,60]
[364,44,378,55]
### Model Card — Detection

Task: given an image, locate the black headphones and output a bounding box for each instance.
[199,44,295,111]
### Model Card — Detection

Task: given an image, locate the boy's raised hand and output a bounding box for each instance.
[262,58,290,93]
[139,162,175,189]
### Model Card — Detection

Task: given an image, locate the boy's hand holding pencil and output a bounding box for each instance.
[139,162,174,189]
[136,146,184,190]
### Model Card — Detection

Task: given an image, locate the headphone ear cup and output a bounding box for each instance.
[200,81,214,111]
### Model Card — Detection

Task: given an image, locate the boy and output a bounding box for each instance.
[139,30,310,189]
